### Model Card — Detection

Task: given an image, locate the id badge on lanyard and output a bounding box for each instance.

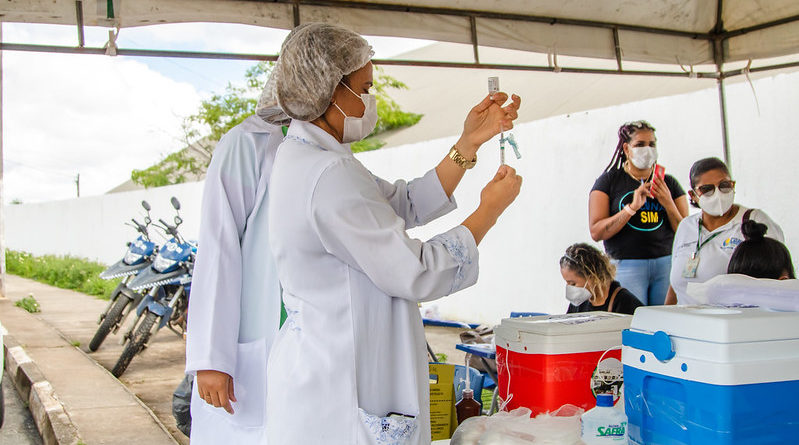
[683,252,700,278]
[683,218,722,278]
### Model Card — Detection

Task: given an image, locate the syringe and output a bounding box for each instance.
[488,77,505,165]
[499,123,506,165]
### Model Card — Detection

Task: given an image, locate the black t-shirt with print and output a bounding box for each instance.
[566,281,643,315]
[592,168,686,260]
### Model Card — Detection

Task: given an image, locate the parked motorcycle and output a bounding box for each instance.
[88,200,157,352]
[111,197,195,378]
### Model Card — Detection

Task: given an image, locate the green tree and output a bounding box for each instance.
[187,62,273,144]
[132,62,422,187]
[352,67,422,153]
[130,149,204,188]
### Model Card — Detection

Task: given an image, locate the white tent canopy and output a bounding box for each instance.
[2,0,799,73]
[4,1,797,167]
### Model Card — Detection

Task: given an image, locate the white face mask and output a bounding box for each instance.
[697,189,735,217]
[333,82,378,143]
[565,283,592,306]
[629,145,658,169]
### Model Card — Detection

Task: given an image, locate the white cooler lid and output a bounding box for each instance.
[498,312,632,336]
[630,305,799,343]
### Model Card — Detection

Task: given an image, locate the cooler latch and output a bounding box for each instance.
[622,329,675,362]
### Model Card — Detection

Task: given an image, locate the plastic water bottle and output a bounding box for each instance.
[581,394,628,443]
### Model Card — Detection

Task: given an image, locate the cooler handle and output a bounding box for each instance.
[622,329,675,362]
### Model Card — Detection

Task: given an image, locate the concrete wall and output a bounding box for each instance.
[5,182,204,266]
[6,70,799,325]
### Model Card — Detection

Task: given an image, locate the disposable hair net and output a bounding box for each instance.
[256,24,312,126]
[268,23,374,122]
[256,71,290,126]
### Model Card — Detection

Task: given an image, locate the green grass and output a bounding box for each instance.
[15,295,41,313]
[6,250,121,300]
[481,388,494,410]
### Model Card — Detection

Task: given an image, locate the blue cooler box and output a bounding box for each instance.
[622,306,799,444]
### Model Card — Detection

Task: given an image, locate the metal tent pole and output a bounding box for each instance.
[713,0,731,169]
[716,76,731,168]
[0,22,6,298]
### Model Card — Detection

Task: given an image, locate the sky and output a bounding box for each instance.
[1,22,433,204]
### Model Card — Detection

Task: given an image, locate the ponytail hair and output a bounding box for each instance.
[605,120,656,172]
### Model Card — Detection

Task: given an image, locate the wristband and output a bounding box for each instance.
[624,205,636,216]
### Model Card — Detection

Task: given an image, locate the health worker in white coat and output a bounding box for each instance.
[184,55,294,443]
[265,23,522,445]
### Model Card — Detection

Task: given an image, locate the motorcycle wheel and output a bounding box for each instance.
[111,311,158,378]
[89,296,130,352]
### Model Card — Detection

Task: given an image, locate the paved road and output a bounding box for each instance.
[0,377,44,445]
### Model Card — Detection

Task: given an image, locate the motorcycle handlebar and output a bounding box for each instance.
[158,218,180,238]
[131,218,145,231]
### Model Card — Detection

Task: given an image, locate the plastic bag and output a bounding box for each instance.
[172,373,193,437]
[687,273,799,311]
[451,405,583,445]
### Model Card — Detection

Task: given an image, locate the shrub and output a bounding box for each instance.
[6,250,120,300]
[15,295,41,313]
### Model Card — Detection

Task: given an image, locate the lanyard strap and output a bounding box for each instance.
[695,218,723,255]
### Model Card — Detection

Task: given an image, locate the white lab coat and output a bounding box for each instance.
[266,120,480,445]
[185,115,283,444]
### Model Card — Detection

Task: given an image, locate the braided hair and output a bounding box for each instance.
[559,243,616,300]
[604,120,656,172]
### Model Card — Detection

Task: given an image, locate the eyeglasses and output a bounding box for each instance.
[695,180,735,197]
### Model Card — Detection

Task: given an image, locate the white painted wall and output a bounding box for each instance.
[5,182,204,265]
[361,69,799,324]
[6,70,798,326]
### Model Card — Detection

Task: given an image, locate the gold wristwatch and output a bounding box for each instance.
[448,146,477,169]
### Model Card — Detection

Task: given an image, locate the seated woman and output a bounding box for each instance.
[666,157,785,304]
[682,223,797,309]
[727,220,795,280]
[559,243,643,315]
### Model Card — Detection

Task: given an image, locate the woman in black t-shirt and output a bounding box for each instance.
[560,243,642,315]
[588,121,689,305]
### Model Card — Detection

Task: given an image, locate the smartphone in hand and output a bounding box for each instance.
[650,164,665,195]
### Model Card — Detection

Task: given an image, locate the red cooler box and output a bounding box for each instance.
[494,312,632,414]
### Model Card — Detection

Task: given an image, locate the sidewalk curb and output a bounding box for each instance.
[66,335,182,445]
[3,335,83,445]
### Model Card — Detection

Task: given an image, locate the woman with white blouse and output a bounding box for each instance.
[666,157,784,304]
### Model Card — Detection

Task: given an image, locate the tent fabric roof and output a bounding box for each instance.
[2,1,798,68]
